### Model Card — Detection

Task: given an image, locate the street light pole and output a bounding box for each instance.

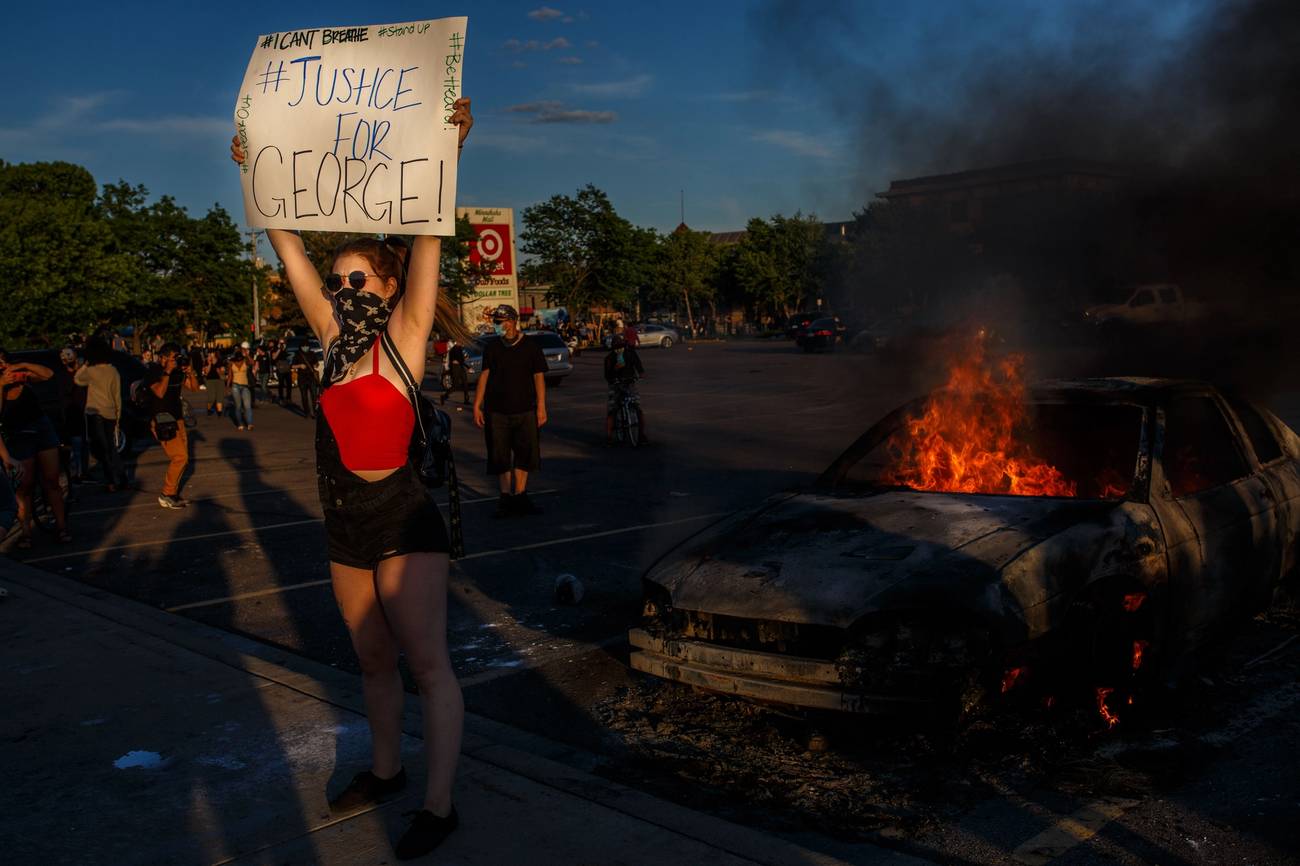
[245,229,264,341]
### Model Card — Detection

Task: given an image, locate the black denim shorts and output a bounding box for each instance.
[318,461,450,569]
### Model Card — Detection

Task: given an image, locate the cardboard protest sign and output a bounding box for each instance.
[234,18,466,235]
[457,206,520,333]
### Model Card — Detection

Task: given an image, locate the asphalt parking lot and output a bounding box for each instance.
[6,337,1300,865]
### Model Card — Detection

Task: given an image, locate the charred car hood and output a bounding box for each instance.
[649,490,1116,629]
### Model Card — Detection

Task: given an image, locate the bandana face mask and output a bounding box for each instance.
[324,284,393,385]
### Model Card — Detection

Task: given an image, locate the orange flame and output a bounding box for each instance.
[1131,640,1149,671]
[1001,667,1026,694]
[1122,592,1146,613]
[1096,687,1121,729]
[884,337,1076,497]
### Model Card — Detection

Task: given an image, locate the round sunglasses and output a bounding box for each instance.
[325,270,379,292]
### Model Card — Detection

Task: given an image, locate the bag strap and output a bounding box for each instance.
[379,332,426,440]
[380,331,465,560]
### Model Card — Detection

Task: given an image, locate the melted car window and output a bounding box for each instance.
[1162,397,1250,497]
[1223,395,1284,465]
[841,402,1143,499]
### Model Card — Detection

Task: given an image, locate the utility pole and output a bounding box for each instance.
[245,229,264,341]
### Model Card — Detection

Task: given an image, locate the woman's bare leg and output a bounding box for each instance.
[14,457,35,538]
[35,448,66,531]
[375,552,461,815]
[331,561,404,777]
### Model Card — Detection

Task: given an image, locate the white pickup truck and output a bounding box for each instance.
[1084,283,1206,327]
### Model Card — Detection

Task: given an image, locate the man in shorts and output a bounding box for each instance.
[473,305,548,518]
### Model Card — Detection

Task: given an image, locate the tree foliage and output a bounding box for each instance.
[732,212,828,319]
[519,184,649,314]
[0,160,254,349]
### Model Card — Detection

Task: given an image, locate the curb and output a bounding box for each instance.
[0,557,914,866]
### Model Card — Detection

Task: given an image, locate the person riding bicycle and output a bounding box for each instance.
[604,335,647,445]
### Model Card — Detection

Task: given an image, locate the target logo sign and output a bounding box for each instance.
[469,223,513,276]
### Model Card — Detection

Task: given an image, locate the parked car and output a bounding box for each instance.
[526,330,574,385]
[795,317,844,352]
[630,379,1300,719]
[784,311,823,339]
[438,331,573,390]
[636,324,681,348]
[1083,283,1206,329]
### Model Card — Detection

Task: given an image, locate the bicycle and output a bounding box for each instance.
[611,380,641,447]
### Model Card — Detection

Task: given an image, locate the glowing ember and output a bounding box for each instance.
[1096,687,1121,729]
[1001,667,1027,693]
[883,336,1076,497]
[1131,640,1149,671]
[1122,592,1146,613]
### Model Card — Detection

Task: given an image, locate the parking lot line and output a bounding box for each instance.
[26,490,561,565]
[162,511,727,613]
[72,483,321,515]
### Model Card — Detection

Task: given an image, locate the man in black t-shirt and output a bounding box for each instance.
[473,305,549,517]
[145,344,200,508]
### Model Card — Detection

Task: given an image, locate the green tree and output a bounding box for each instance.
[520,184,644,316]
[656,227,720,333]
[98,183,252,348]
[732,212,828,320]
[0,161,127,346]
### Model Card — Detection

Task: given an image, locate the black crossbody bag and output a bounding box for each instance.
[379,332,464,559]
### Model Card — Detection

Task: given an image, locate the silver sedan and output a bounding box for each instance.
[635,324,680,348]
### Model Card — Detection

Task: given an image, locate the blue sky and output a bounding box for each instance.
[6,1,1209,243]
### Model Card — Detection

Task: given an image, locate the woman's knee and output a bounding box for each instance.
[405,653,456,692]
[354,641,400,675]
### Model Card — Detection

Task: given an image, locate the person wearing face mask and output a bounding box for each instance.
[604,334,648,445]
[230,97,474,862]
[473,305,549,517]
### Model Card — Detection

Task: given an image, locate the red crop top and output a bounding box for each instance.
[319,338,415,471]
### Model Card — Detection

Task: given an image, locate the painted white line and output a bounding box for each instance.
[28,490,560,565]
[73,483,320,515]
[1010,798,1137,865]
[25,519,327,565]
[163,511,726,613]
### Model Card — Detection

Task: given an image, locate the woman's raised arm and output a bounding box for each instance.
[230,134,337,345]
[390,98,473,353]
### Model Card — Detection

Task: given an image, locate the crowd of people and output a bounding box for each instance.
[0,327,331,546]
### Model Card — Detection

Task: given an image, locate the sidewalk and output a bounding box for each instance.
[0,557,921,866]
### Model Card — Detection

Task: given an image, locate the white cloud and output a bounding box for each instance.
[709,90,780,103]
[752,129,834,159]
[528,6,565,20]
[505,36,574,53]
[506,101,615,124]
[0,92,227,145]
[556,56,583,65]
[572,74,652,98]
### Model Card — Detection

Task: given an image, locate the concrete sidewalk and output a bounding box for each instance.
[0,558,919,866]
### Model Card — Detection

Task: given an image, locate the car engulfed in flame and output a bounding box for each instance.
[629,375,1300,724]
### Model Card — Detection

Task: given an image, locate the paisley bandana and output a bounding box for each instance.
[322,286,393,386]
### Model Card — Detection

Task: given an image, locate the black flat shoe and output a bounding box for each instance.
[395,807,458,860]
[328,767,407,814]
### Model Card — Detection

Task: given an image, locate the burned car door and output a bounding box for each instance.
[1156,395,1279,650]
[1222,395,1300,600]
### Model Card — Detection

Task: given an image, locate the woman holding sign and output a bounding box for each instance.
[231,98,472,861]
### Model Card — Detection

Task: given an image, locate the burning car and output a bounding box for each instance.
[630,348,1300,720]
